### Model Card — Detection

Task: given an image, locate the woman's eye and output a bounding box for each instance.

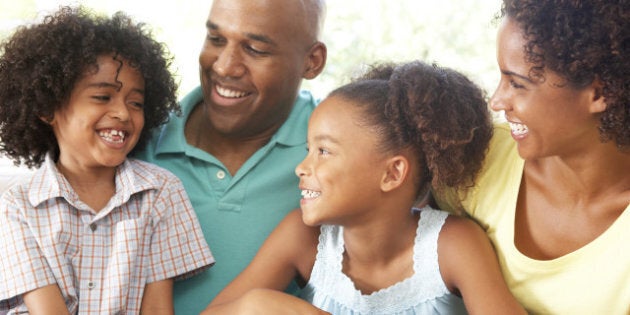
[509,80,525,89]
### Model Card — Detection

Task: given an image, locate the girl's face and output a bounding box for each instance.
[489,18,605,160]
[50,54,145,173]
[295,96,390,227]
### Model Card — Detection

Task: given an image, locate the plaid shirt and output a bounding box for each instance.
[0,156,214,314]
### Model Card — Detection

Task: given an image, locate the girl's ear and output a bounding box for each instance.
[380,155,409,192]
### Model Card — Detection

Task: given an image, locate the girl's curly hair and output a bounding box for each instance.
[501,0,629,150]
[329,61,493,198]
[0,6,180,168]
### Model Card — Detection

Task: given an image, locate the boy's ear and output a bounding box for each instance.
[303,41,327,80]
[39,115,55,125]
[380,155,409,192]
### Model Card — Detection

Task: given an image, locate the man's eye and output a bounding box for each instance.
[246,46,269,56]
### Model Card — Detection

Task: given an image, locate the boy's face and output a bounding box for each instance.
[50,54,145,172]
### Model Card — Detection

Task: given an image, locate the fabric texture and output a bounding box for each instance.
[300,206,467,315]
[133,86,318,314]
[435,123,630,314]
[0,155,214,314]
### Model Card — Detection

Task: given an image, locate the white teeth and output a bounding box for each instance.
[301,189,321,199]
[508,122,529,136]
[216,85,248,98]
[99,129,126,143]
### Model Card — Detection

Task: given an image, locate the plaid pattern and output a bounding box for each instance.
[0,156,214,314]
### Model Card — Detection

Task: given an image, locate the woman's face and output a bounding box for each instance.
[489,18,605,160]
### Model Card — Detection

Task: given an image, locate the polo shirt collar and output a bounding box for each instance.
[154,86,313,156]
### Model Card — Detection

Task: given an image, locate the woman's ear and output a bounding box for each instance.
[588,77,607,114]
[380,155,409,192]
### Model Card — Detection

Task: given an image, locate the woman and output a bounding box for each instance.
[435,1,629,314]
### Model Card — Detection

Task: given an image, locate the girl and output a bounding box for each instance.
[202,61,525,314]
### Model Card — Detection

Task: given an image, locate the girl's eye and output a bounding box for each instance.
[318,148,330,155]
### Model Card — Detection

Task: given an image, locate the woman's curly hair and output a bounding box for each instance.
[501,0,630,150]
[0,6,179,168]
[329,61,493,198]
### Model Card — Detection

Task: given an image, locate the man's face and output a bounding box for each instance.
[198,0,317,139]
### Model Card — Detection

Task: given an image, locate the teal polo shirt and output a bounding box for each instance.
[134,86,317,315]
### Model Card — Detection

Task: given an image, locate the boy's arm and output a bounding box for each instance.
[140,279,174,315]
[22,284,70,315]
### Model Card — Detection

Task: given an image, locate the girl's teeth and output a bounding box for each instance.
[216,86,248,98]
[509,122,529,136]
[301,190,321,199]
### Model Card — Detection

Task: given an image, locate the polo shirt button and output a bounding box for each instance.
[88,281,96,289]
[216,170,226,179]
[89,223,97,232]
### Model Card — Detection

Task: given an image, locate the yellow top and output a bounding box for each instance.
[435,123,630,315]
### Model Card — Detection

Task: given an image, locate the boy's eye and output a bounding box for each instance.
[92,95,110,101]
[130,102,144,109]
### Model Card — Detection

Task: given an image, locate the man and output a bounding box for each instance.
[134,0,327,313]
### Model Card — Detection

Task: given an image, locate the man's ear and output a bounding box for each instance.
[303,41,327,80]
[380,155,409,192]
[588,77,607,114]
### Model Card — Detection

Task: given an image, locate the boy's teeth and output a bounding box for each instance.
[216,86,247,98]
[509,122,529,136]
[301,189,321,199]
[99,129,125,143]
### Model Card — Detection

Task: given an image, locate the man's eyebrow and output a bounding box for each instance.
[206,20,277,46]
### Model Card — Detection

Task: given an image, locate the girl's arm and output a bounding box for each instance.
[23,284,70,315]
[438,215,527,315]
[201,209,327,315]
[140,278,174,315]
